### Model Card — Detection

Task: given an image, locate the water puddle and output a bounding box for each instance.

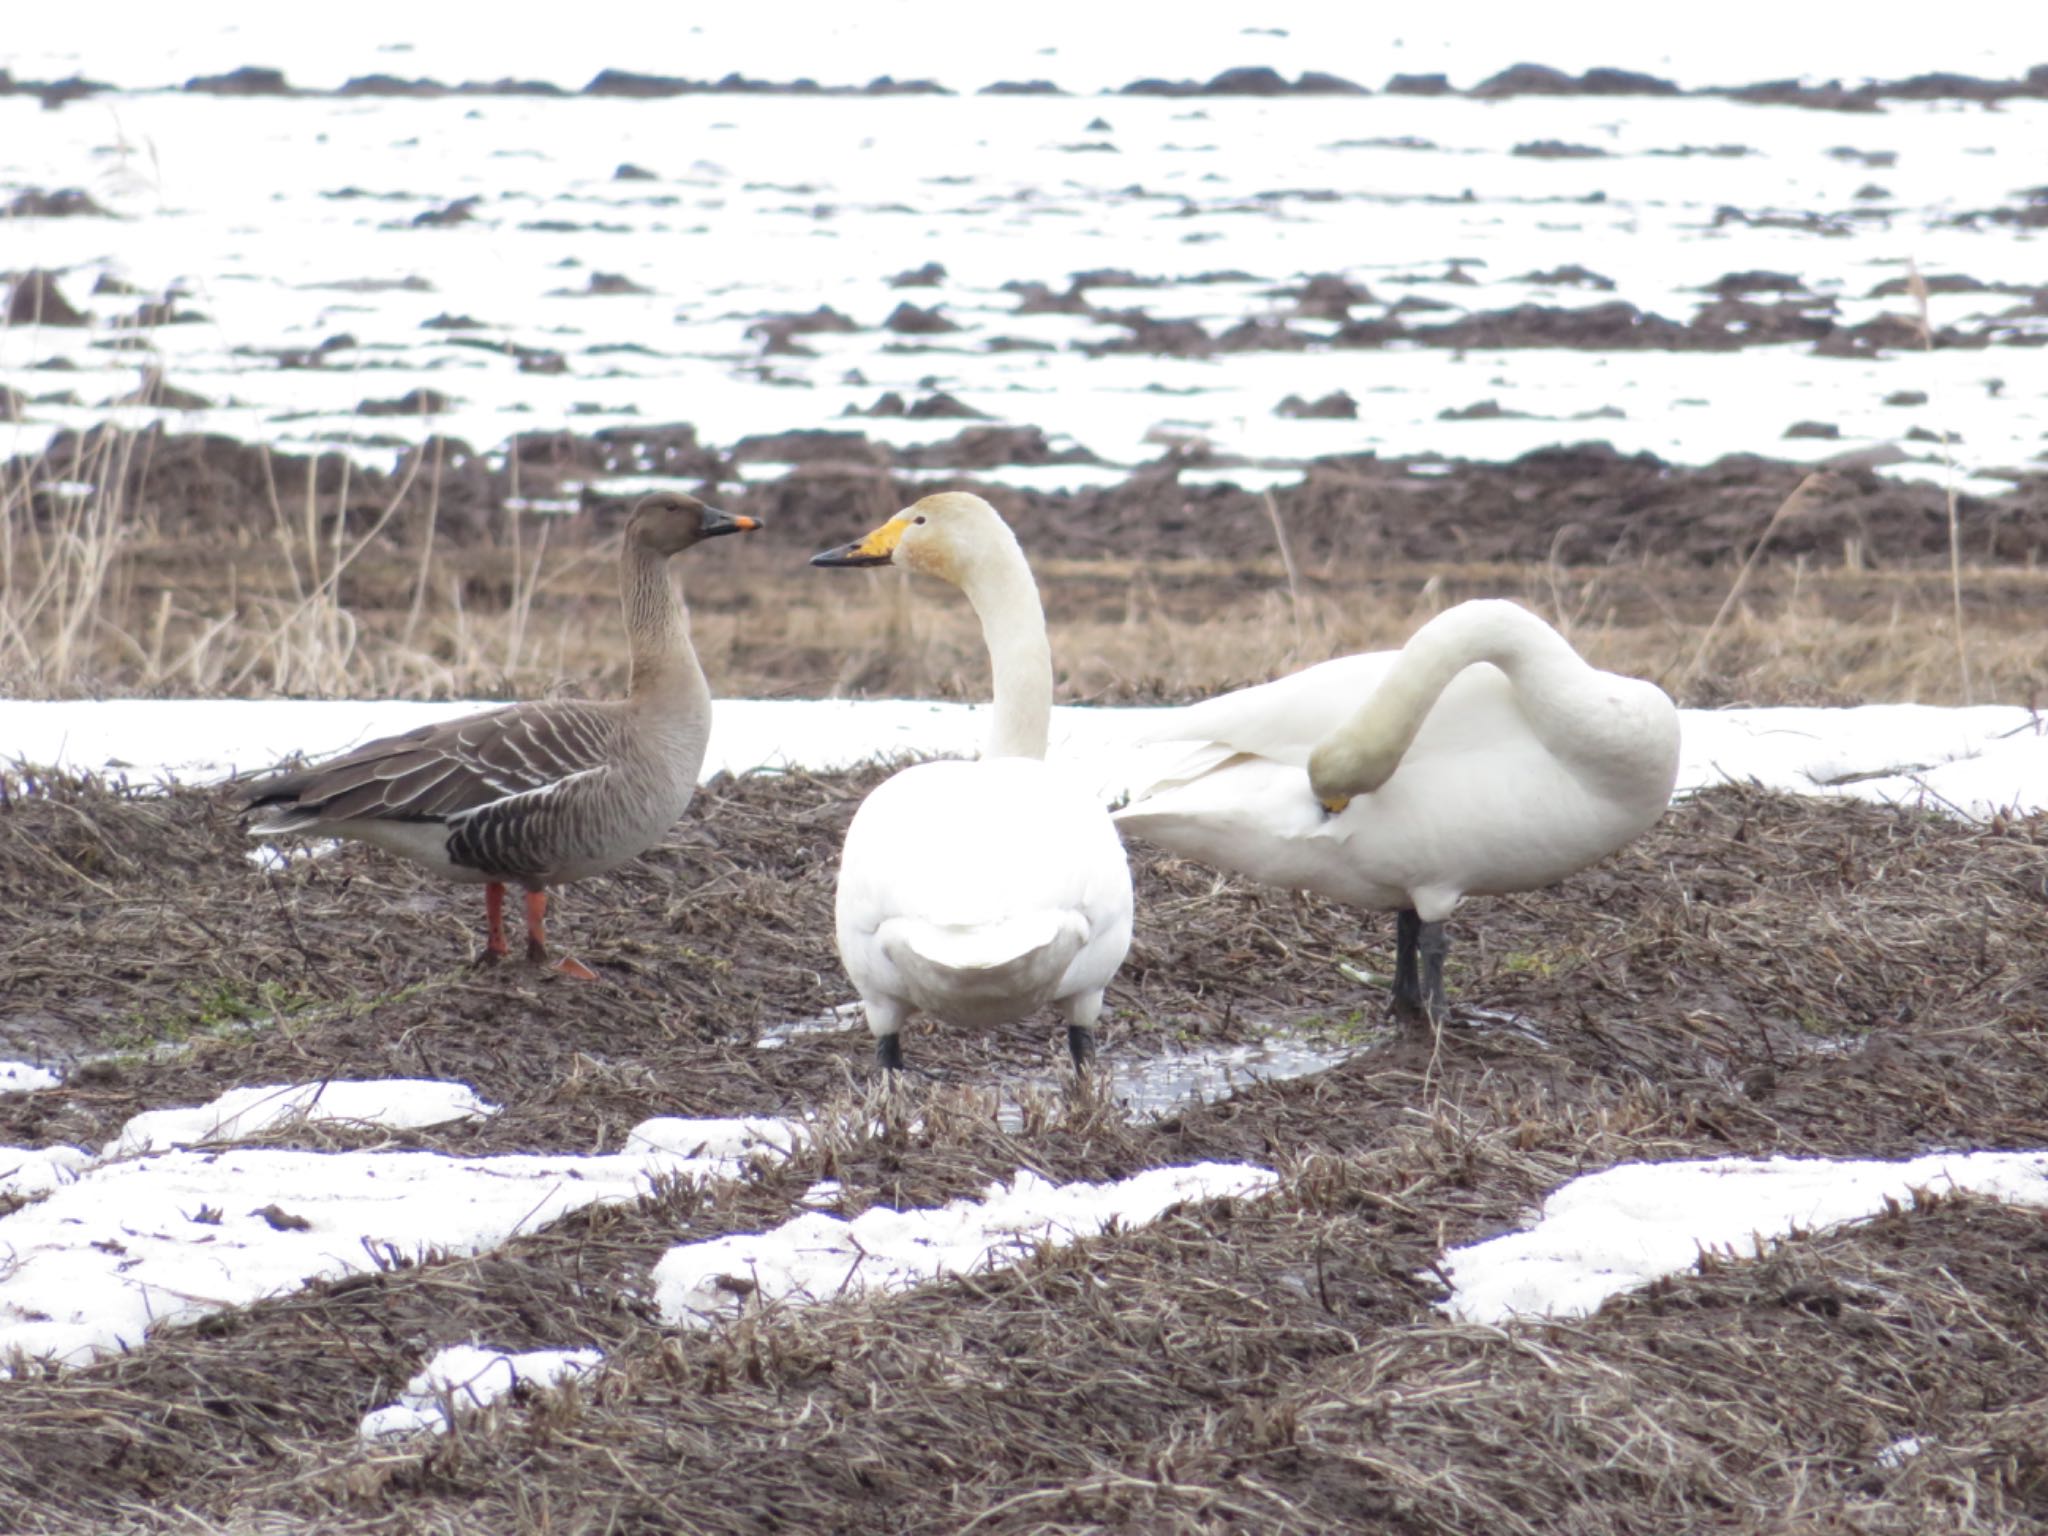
[1088,1027,1378,1127]
[754,1003,867,1051]
[756,1001,1560,1128]
[758,1004,1371,1122]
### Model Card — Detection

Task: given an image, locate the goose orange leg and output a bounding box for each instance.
[524,889,597,981]
[483,882,512,960]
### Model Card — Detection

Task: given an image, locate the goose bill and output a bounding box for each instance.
[701,510,761,538]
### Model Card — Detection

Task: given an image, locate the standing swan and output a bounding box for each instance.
[243,492,760,977]
[1112,599,1679,1023]
[812,492,1133,1072]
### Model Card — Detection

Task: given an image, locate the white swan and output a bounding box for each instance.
[1111,599,1680,1024]
[811,492,1134,1071]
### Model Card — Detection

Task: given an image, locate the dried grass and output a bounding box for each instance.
[6,437,2046,708]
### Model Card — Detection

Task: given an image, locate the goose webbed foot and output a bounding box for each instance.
[515,889,596,978]
[1067,1024,1097,1072]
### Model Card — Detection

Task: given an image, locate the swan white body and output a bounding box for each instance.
[813,492,1134,1068]
[1112,600,1679,1017]
[835,757,1133,1039]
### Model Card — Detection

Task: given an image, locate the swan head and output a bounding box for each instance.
[628,492,761,555]
[809,491,1009,586]
[1306,732,1404,815]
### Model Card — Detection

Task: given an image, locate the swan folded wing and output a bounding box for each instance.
[1100,737,1246,808]
[243,701,626,830]
[1114,756,1330,845]
[1130,654,1394,765]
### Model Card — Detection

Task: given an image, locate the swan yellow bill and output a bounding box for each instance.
[810,516,908,568]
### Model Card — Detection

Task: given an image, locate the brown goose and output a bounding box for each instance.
[243,492,759,977]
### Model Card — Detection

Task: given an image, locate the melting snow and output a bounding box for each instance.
[0,1081,801,1372]
[106,1078,496,1158]
[653,1161,1279,1326]
[358,1343,604,1439]
[1,1062,63,1095]
[4,697,2044,823]
[1441,1150,2048,1325]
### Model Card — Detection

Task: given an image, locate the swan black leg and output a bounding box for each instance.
[876,1032,904,1072]
[1392,909,1424,1021]
[1418,918,1449,1025]
[1391,909,1449,1026]
[1067,1024,1096,1072]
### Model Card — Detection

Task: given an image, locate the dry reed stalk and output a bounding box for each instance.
[400,429,446,652]
[1261,489,1306,658]
[1907,258,1974,704]
[229,441,425,694]
[1682,471,1834,685]
[0,430,139,690]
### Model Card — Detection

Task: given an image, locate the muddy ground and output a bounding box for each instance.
[23,426,2048,571]
[1,760,2046,1533]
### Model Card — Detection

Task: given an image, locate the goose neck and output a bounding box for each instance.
[622,541,707,706]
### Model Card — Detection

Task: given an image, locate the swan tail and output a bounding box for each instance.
[882,911,1085,1011]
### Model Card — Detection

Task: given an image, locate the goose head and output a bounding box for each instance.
[628,491,760,555]
[809,491,1011,587]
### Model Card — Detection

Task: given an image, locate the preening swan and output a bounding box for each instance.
[243,493,759,977]
[1111,599,1680,1023]
[811,492,1134,1071]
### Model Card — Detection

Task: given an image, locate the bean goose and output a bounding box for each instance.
[811,492,1133,1072]
[243,492,759,977]
[1111,599,1680,1024]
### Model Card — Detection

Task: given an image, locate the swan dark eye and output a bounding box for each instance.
[913,515,927,525]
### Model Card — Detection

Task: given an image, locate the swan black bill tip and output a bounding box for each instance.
[811,544,891,568]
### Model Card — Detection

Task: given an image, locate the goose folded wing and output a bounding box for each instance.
[248,702,626,823]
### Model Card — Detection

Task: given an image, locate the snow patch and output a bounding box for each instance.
[0,1062,62,1095]
[1441,1151,2048,1326]
[107,1079,498,1158]
[654,1161,1278,1326]
[0,1087,801,1372]
[359,1344,603,1439]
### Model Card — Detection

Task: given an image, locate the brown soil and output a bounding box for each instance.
[23,59,2048,107]
[17,429,2041,571]
[1,766,2046,1531]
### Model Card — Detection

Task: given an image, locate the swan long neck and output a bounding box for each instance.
[957,532,1053,760]
[1310,601,1581,799]
[622,540,708,713]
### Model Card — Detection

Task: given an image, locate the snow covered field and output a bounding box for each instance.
[5,4,2045,490]
[5,693,2044,821]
